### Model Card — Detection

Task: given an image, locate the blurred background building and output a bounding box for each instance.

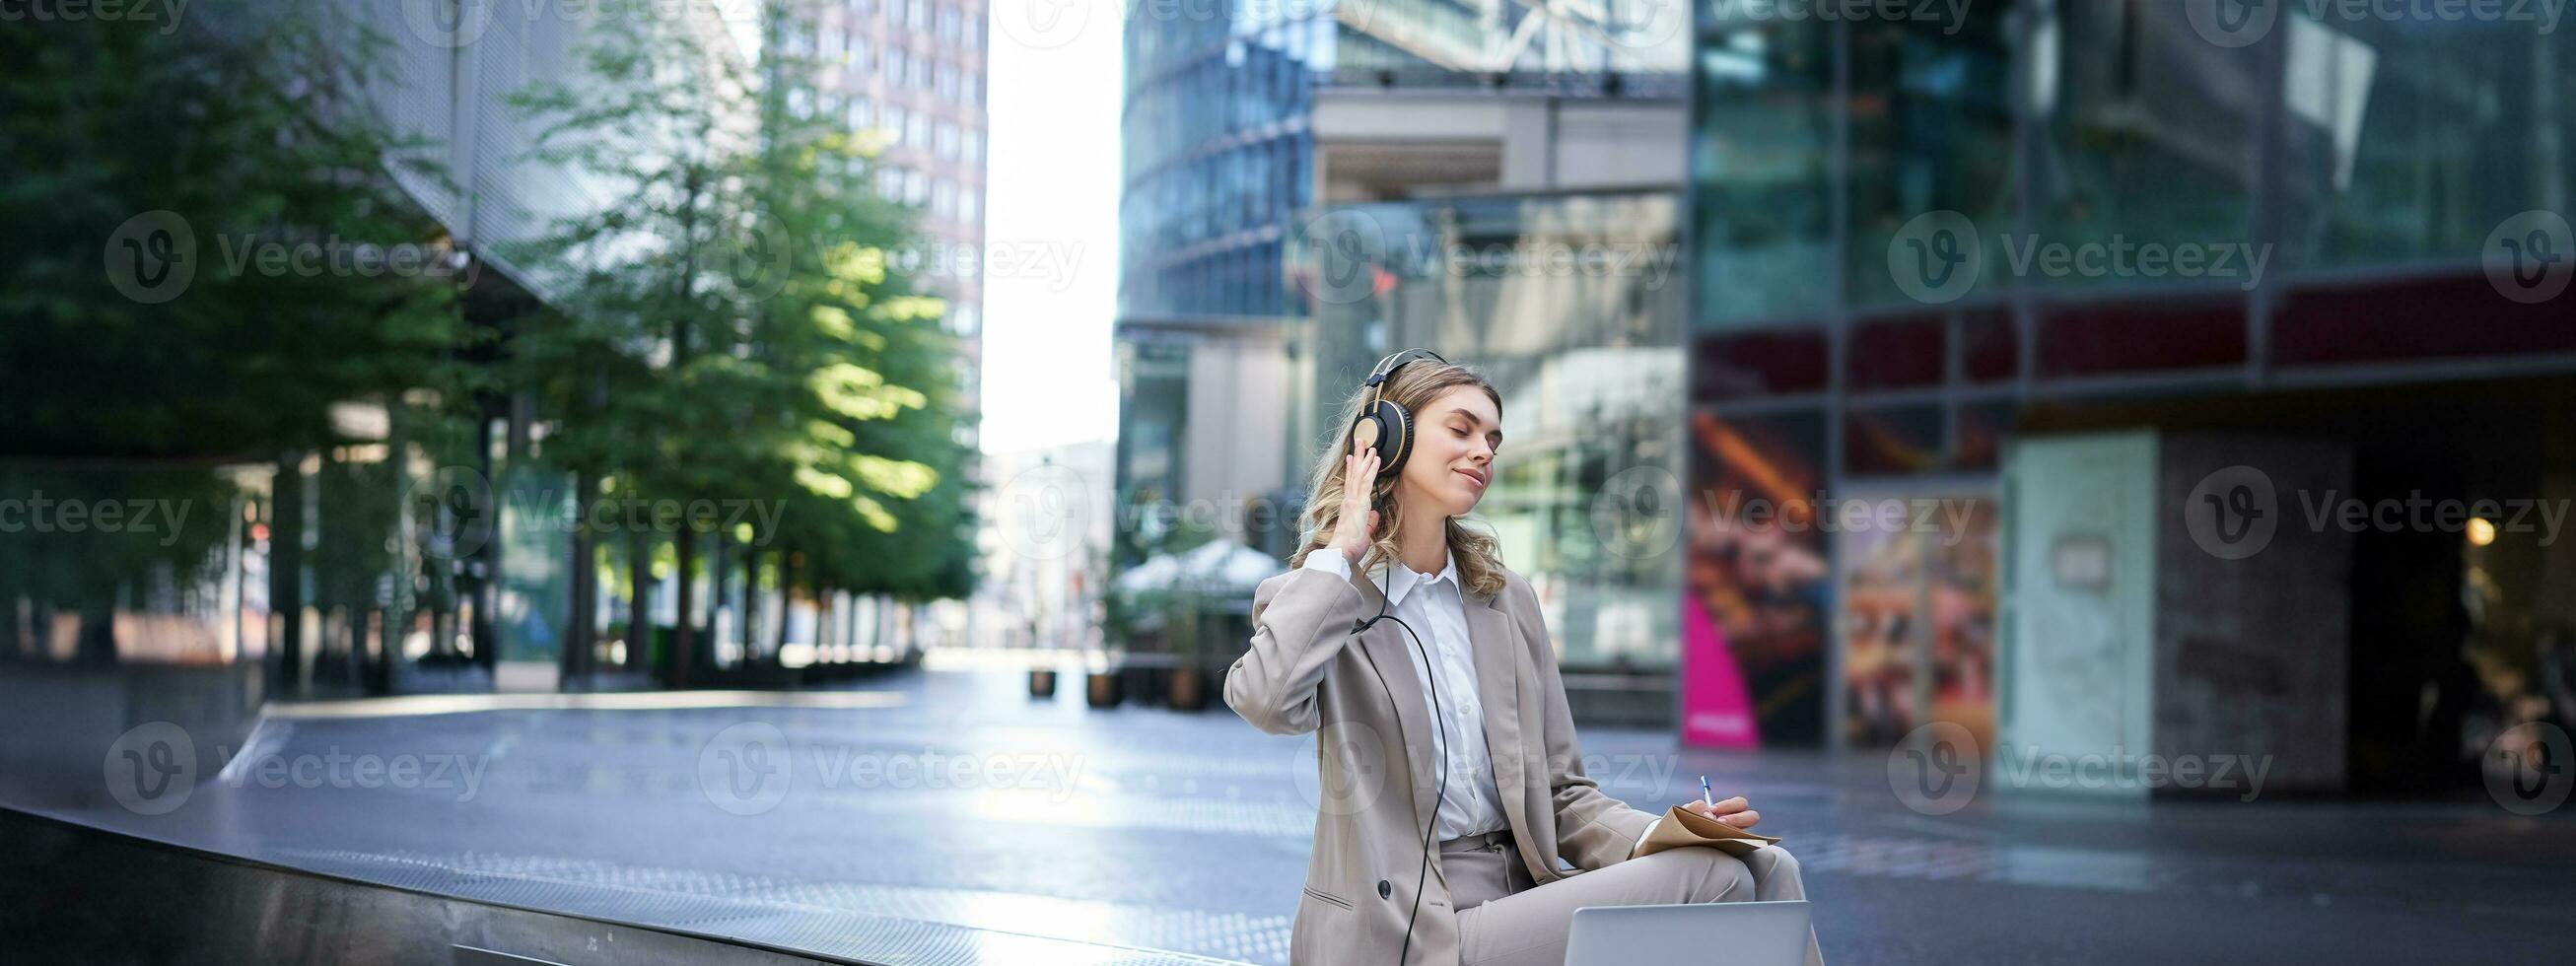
[1683,5,2574,797]
[1107,2,2576,801]
[1113,0,1693,722]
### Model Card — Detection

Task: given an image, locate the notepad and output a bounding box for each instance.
[1632,803,1782,858]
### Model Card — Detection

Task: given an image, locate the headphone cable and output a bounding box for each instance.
[1354,585,1446,966]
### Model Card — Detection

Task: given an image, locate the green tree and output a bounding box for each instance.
[0,6,472,459]
[0,6,475,668]
[504,2,978,679]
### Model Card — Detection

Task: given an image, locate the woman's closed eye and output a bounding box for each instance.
[1453,426,1497,454]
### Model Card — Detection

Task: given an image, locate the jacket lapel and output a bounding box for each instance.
[1348,561,1540,894]
[1344,566,1442,854]
[1462,585,1534,871]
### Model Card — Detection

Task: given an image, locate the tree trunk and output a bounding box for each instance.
[564,470,596,687]
[672,528,695,688]
[0,567,21,659]
[76,594,116,665]
[709,535,731,666]
[737,540,758,662]
[773,552,795,656]
[626,530,650,676]
[271,451,305,694]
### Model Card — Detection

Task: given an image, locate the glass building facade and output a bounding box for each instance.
[1288,192,1686,714]
[1686,4,2576,764]
[1119,0,1692,322]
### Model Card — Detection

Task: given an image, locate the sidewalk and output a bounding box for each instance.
[42,661,2575,964]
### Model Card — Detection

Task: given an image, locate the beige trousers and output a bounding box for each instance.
[1444,829,1825,966]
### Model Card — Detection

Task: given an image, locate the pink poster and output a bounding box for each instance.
[1682,594,1759,748]
[1681,410,1831,748]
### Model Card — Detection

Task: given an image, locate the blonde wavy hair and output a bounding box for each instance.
[1288,357,1509,598]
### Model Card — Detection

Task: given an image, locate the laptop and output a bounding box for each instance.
[1563,900,1812,966]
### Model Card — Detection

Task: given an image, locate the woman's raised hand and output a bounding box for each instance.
[1325,440,1380,566]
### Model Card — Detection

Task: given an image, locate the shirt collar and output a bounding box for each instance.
[1369,547,1459,609]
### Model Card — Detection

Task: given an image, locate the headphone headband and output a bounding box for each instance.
[1363,347,1445,389]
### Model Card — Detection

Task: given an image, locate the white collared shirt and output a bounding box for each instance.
[1302,546,1509,840]
[1305,546,1666,858]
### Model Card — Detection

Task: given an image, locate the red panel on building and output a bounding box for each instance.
[2271,272,2576,367]
[2037,296,2246,378]
[1962,308,2018,382]
[1847,314,1945,390]
[1692,327,1831,398]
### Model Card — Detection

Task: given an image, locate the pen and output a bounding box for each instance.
[1701,775,1713,809]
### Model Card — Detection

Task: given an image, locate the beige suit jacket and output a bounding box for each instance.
[1224,558,1661,966]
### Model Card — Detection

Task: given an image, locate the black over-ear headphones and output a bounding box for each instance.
[1350,348,1446,479]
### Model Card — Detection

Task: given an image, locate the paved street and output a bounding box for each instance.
[41,657,2575,964]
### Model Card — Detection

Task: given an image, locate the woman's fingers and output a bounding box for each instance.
[1682,796,1754,825]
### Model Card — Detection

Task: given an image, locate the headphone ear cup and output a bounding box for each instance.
[1370,400,1415,478]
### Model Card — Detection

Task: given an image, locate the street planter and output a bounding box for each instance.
[1085,670,1122,709]
[1166,664,1207,711]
